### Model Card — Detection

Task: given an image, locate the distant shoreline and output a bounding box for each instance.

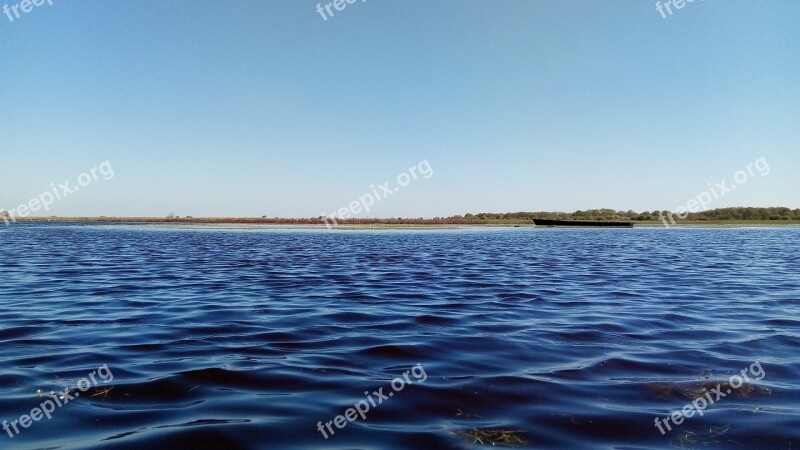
[6,216,800,228]
[5,207,799,227]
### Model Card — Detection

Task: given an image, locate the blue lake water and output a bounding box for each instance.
[0,223,798,449]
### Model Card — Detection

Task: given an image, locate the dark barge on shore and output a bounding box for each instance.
[533,219,634,228]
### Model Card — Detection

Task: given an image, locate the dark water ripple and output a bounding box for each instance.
[0,224,798,449]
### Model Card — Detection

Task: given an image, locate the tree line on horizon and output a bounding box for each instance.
[446,207,800,222]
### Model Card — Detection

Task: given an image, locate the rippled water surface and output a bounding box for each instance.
[1,224,798,449]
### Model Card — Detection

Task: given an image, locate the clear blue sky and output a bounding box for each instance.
[1,0,798,218]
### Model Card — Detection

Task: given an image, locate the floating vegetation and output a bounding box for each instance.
[681,381,771,400]
[456,408,483,419]
[647,380,771,401]
[648,382,683,399]
[91,387,114,398]
[35,386,116,401]
[675,425,732,447]
[455,428,527,446]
